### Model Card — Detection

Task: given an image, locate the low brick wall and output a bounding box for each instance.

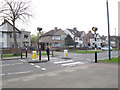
[1,48,36,54]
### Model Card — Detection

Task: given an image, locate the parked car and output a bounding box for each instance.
[97,46,101,49]
[101,46,113,51]
[88,46,93,50]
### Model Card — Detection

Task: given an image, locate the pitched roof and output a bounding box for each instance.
[87,31,94,38]
[41,29,63,37]
[0,19,21,32]
[67,28,84,37]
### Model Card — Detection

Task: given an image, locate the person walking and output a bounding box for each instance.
[46,46,50,61]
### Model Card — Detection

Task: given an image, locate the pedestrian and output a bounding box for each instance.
[46,46,50,61]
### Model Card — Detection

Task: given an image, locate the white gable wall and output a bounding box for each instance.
[64,29,74,39]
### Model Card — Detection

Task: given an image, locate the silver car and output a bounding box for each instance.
[101,46,113,51]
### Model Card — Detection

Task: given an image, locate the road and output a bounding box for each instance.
[1,51,119,88]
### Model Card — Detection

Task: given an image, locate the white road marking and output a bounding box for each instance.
[1,63,23,66]
[7,71,32,75]
[7,78,20,82]
[20,60,26,62]
[30,63,34,66]
[0,74,5,76]
[41,68,46,71]
[61,61,84,67]
[54,60,73,64]
[35,65,41,68]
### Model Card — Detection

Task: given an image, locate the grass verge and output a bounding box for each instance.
[71,50,103,53]
[112,48,120,51]
[37,53,52,55]
[98,57,120,63]
[2,54,25,58]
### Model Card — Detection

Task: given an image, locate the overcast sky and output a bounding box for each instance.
[5,0,120,36]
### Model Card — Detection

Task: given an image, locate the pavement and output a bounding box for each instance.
[1,51,119,88]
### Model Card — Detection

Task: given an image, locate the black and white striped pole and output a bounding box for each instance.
[37,27,42,61]
[92,27,98,63]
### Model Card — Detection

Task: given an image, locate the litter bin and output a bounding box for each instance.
[64,50,68,57]
[32,51,37,60]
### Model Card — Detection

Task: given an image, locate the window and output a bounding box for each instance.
[52,36,60,40]
[53,43,60,47]
[10,33,13,38]
[16,33,20,38]
[75,37,79,41]
[10,42,14,48]
[61,35,66,40]
[24,35,28,39]
[10,33,20,38]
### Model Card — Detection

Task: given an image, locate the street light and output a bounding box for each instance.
[37,27,42,60]
[106,0,111,60]
[92,27,98,63]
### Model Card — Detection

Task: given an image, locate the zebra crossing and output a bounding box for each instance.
[53,59,84,67]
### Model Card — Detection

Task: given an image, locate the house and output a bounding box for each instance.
[64,27,86,47]
[0,19,31,48]
[40,27,66,50]
[84,31,103,48]
[105,36,119,48]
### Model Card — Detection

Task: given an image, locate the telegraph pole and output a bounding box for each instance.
[106,0,111,60]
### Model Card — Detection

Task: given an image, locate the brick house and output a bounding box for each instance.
[0,19,31,48]
[40,27,66,50]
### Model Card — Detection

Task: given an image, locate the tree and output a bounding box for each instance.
[65,34,74,47]
[31,31,45,44]
[0,0,32,55]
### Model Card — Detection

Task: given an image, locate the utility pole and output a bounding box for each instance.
[106,0,111,60]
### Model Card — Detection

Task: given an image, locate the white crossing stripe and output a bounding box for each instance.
[54,60,73,64]
[61,61,84,67]
[8,71,32,75]
[0,74,5,76]
[35,65,40,68]
[1,63,23,66]
[30,63,34,66]
[41,68,46,71]
[20,60,26,62]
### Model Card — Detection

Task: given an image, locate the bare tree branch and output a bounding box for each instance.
[0,0,32,55]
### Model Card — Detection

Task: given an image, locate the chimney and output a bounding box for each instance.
[54,27,57,30]
[88,30,91,33]
[4,19,7,23]
[73,27,77,30]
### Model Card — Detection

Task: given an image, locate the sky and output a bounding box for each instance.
[1,0,119,36]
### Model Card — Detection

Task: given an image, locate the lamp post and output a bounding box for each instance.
[37,27,42,60]
[106,0,111,60]
[92,27,98,63]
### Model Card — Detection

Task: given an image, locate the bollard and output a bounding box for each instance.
[64,50,68,57]
[39,49,41,60]
[26,50,27,58]
[21,52,22,59]
[95,51,97,63]
[46,46,50,61]
[32,51,37,60]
